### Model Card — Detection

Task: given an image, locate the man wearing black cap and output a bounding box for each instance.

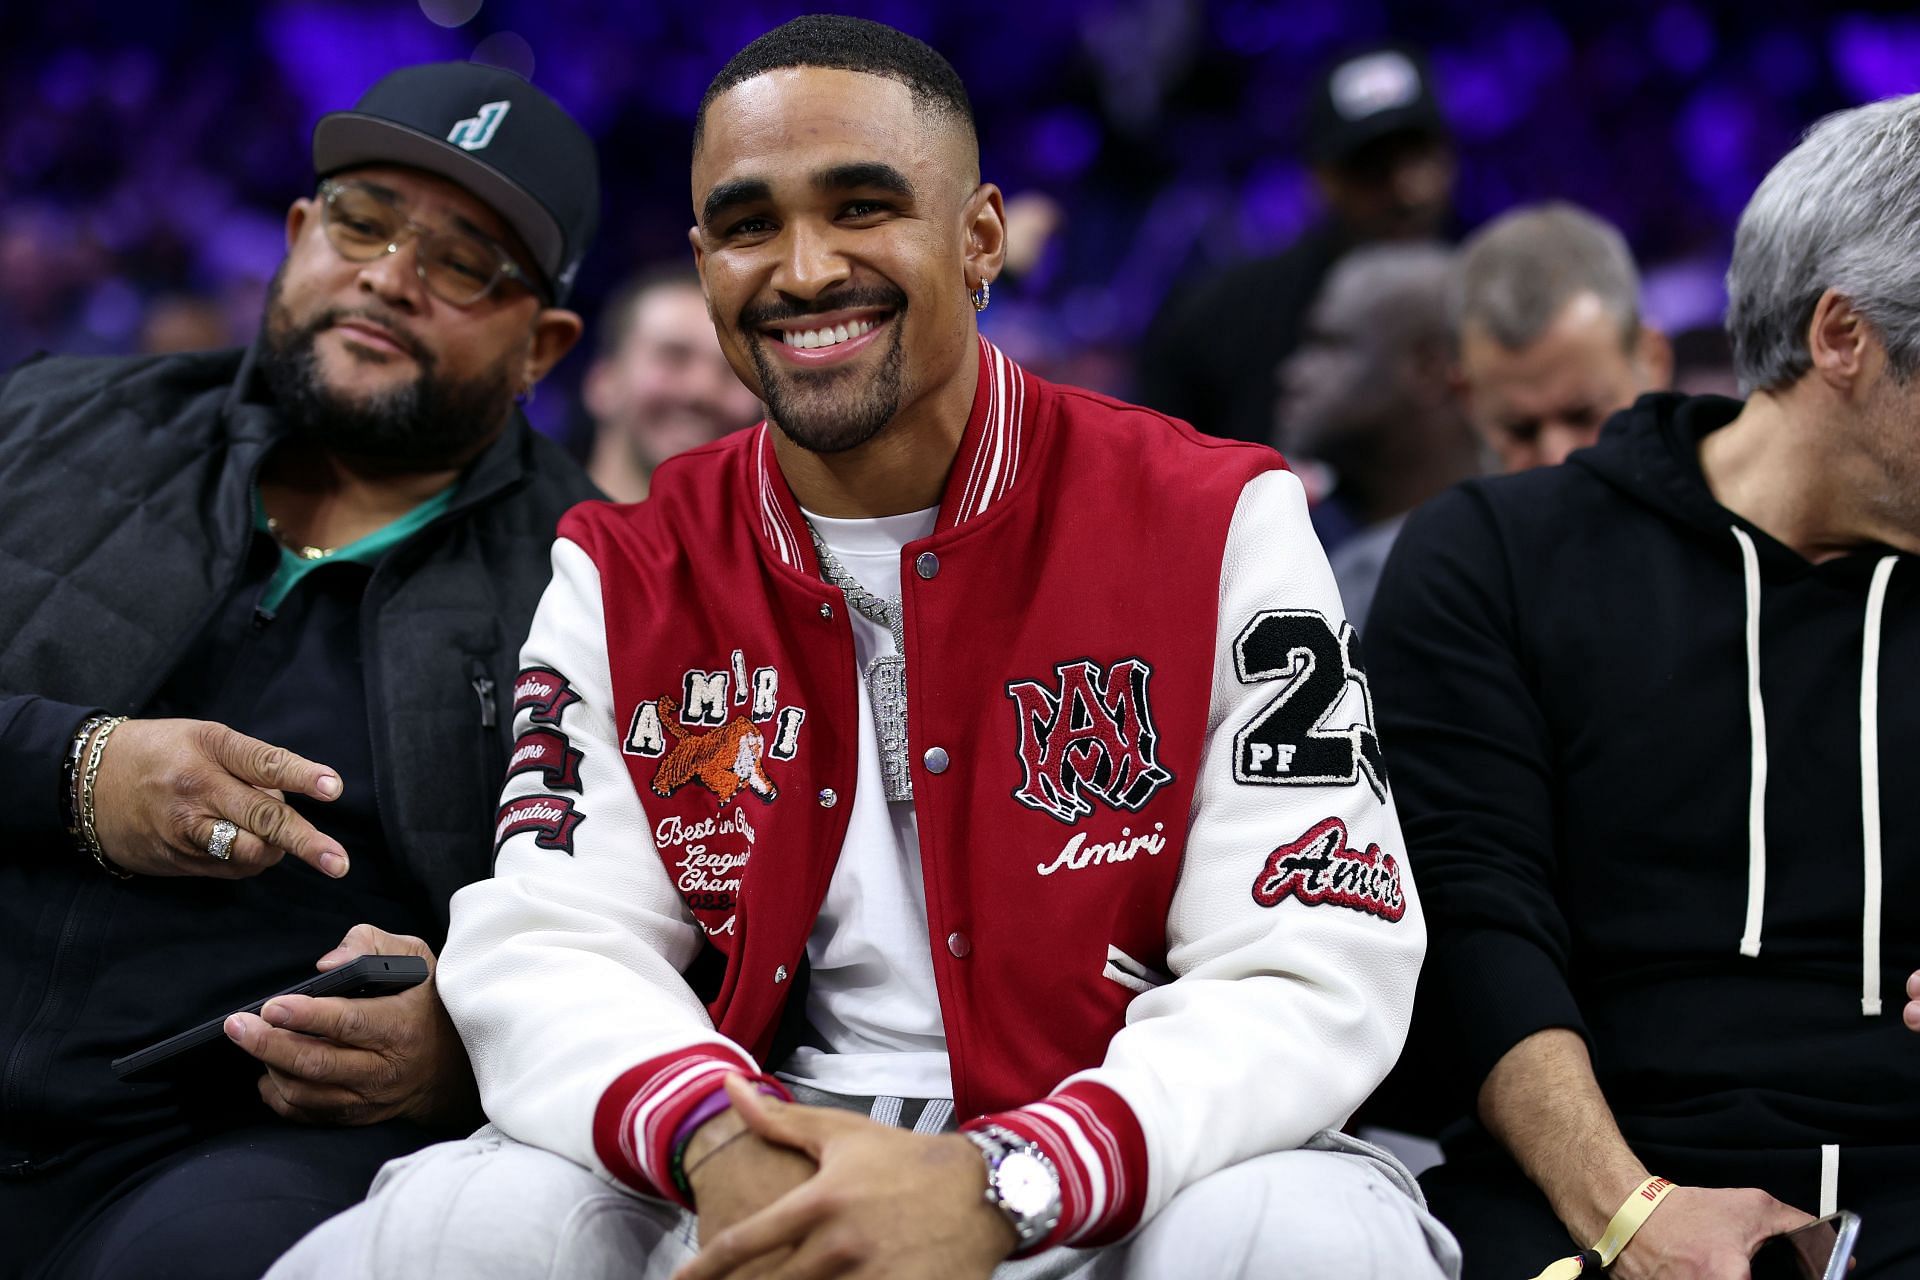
[0,63,599,1279]
[1139,46,1455,453]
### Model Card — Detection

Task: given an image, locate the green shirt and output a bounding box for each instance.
[252,487,456,613]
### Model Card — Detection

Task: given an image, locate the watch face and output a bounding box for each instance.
[996,1150,1059,1219]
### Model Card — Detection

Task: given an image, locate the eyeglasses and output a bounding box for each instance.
[317,179,549,307]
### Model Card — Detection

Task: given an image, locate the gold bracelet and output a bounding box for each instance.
[1528,1176,1676,1278]
[77,716,132,879]
[62,713,111,835]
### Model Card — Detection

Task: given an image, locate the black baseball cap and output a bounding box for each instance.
[313,62,600,304]
[1306,46,1449,167]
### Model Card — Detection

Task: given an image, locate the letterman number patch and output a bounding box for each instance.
[1232,610,1388,801]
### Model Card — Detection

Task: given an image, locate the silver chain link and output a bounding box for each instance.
[807,525,905,649]
[806,521,914,800]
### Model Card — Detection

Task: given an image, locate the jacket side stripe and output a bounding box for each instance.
[631,1058,738,1177]
[974,344,1012,518]
[1026,1100,1113,1237]
[989,343,1026,508]
[958,338,1028,523]
[593,1045,756,1200]
[957,336,999,521]
[756,426,799,568]
[1053,1092,1127,1234]
[1005,352,1026,496]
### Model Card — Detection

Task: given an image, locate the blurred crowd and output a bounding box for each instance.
[6,0,1913,468]
[8,7,1920,1276]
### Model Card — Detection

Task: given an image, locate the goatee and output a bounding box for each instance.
[257,271,514,470]
[741,284,908,455]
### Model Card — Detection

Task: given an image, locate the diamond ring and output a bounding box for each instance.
[206,819,240,861]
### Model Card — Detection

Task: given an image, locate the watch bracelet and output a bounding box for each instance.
[963,1123,1062,1249]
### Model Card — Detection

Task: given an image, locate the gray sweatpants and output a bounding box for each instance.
[269,1090,1459,1280]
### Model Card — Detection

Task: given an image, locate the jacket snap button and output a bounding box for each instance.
[817,788,838,808]
[774,965,789,983]
[916,552,939,580]
[819,602,834,619]
[923,746,950,774]
[946,931,971,959]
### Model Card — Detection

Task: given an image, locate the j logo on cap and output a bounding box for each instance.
[449,100,511,151]
[314,62,600,301]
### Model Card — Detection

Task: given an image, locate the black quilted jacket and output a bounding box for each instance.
[0,346,597,1173]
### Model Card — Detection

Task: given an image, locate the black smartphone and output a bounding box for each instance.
[111,954,430,1084]
[1751,1211,1862,1280]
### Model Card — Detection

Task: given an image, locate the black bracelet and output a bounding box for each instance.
[669,1136,695,1199]
[683,1125,753,1183]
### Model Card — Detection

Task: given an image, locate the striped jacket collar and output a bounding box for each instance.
[751,336,1034,572]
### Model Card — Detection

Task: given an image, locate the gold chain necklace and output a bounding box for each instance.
[265,515,337,561]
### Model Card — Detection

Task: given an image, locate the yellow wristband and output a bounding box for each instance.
[1527,1176,1675,1279]
[1593,1176,1675,1264]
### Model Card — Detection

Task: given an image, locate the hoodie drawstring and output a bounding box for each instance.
[1733,528,1768,959]
[1731,526,1895,1017]
[1859,556,1897,1016]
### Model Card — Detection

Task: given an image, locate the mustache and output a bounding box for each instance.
[739,284,906,331]
[303,306,434,367]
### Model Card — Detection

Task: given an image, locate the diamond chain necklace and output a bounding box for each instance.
[807,523,913,801]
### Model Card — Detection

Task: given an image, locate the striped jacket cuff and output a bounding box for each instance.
[591,1044,767,1206]
[965,1080,1149,1253]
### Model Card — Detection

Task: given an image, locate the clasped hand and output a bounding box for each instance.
[675,1075,1018,1280]
[223,924,477,1129]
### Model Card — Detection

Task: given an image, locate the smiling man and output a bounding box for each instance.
[0,63,597,1279]
[583,265,764,502]
[273,17,1456,1280]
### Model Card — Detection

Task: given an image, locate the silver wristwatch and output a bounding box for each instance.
[962,1123,1062,1251]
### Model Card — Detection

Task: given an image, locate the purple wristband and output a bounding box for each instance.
[670,1076,787,1154]
[672,1084,738,1154]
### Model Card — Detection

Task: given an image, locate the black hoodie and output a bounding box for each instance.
[1368,392,1920,1177]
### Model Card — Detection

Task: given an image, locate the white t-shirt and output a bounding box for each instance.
[777,505,952,1099]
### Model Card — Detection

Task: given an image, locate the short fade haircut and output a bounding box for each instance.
[695,15,976,162]
[592,263,703,361]
[1727,93,1920,394]
[1451,201,1642,352]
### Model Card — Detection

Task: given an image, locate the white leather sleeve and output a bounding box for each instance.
[437,537,754,1194]
[1058,467,1427,1227]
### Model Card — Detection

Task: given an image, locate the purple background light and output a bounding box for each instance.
[2,0,1906,439]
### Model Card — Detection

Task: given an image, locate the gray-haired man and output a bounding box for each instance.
[1367,99,1920,1277]
[1451,201,1672,473]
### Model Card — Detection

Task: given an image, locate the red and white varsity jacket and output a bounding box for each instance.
[441,339,1426,1251]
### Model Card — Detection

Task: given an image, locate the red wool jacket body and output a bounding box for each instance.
[441,339,1425,1251]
